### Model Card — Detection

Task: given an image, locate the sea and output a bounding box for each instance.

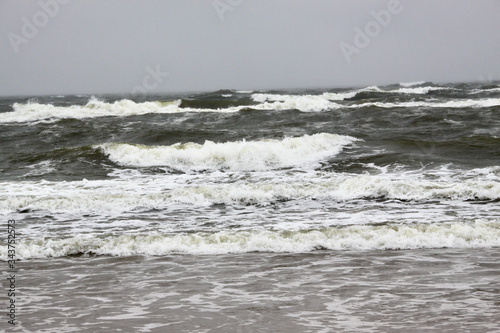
[1,81,499,332]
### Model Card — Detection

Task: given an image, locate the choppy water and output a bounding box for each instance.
[1,81,499,331]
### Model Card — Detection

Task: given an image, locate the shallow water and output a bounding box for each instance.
[16,248,500,332]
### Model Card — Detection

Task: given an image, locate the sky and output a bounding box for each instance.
[1,0,499,96]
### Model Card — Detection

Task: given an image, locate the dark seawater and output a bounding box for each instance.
[1,82,500,332]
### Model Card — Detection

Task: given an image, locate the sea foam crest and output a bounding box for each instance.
[2,175,500,214]
[97,133,358,171]
[253,91,357,102]
[1,98,182,123]
[470,87,500,94]
[355,98,500,109]
[250,86,456,110]
[4,221,499,259]
[391,86,448,94]
[399,81,427,87]
[251,93,345,111]
[3,90,499,124]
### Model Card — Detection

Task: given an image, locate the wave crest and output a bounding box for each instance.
[1,175,499,214]
[2,97,182,123]
[4,221,499,259]
[97,133,358,171]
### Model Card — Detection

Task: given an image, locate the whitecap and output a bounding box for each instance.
[96,133,358,171]
[5,220,499,259]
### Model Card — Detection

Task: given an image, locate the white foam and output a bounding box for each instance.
[354,85,447,95]
[339,84,447,95]
[355,98,500,109]
[1,173,499,215]
[470,87,500,94]
[97,133,358,171]
[4,221,499,259]
[399,81,426,87]
[391,86,447,94]
[24,161,57,177]
[0,95,343,123]
[249,88,491,113]
[353,85,451,95]
[0,98,182,123]
[3,91,498,124]
[358,85,383,92]
[252,91,356,103]
[251,94,343,111]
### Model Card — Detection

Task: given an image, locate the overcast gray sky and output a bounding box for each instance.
[1,0,499,96]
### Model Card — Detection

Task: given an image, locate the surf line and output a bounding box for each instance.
[6,219,17,326]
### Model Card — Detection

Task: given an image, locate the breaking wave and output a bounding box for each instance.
[4,221,499,259]
[399,81,427,87]
[2,174,499,214]
[2,84,499,123]
[355,98,500,109]
[96,133,358,171]
[2,98,182,123]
